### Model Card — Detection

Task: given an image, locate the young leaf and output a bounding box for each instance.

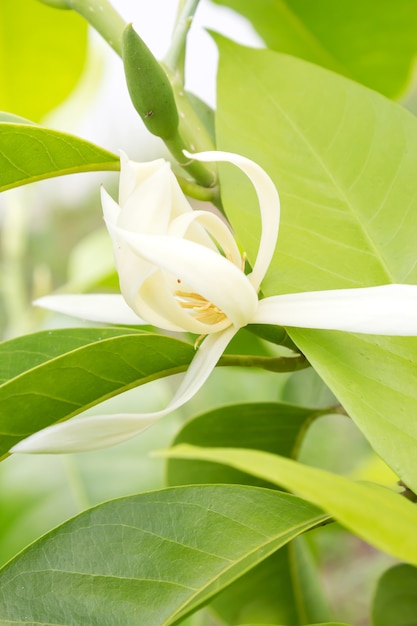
[164,445,417,566]
[0,124,119,191]
[0,485,328,625]
[216,39,417,492]
[213,0,417,99]
[0,328,194,457]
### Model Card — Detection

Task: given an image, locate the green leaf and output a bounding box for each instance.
[211,538,332,626]
[0,328,194,457]
[167,404,333,625]
[0,123,119,191]
[165,445,417,566]
[0,412,181,568]
[0,0,88,121]
[215,39,417,492]
[0,485,327,625]
[213,0,417,99]
[167,402,330,487]
[372,564,417,626]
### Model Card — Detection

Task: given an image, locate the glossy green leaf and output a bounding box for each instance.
[372,564,417,626]
[0,0,87,121]
[213,0,417,99]
[211,538,332,626]
[165,445,417,565]
[0,328,194,457]
[0,485,327,625]
[167,404,333,624]
[167,402,330,488]
[0,123,119,191]
[0,411,181,568]
[282,368,336,410]
[216,39,417,492]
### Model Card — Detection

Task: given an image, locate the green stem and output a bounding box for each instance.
[218,352,310,373]
[68,0,126,56]
[63,0,217,190]
[164,0,201,78]
[176,175,219,202]
[398,481,417,503]
[165,129,217,187]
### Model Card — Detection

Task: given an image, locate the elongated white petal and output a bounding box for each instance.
[184,150,280,290]
[11,327,237,453]
[11,415,159,453]
[34,294,146,325]
[110,226,258,330]
[253,284,417,335]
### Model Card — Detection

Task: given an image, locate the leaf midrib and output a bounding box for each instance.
[167,514,327,625]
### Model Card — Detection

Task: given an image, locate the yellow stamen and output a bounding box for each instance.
[241,251,247,272]
[174,250,247,328]
[175,289,227,325]
[194,334,206,350]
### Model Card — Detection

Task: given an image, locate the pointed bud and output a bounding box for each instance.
[122,24,179,139]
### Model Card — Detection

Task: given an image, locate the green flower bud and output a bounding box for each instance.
[122,24,179,140]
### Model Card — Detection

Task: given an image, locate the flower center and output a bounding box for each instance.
[173,251,248,335]
[175,290,227,325]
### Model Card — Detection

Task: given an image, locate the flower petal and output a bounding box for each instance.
[10,415,159,453]
[110,226,258,330]
[117,152,194,234]
[168,210,242,268]
[11,327,237,453]
[118,151,167,207]
[184,150,280,290]
[100,186,120,228]
[253,284,417,335]
[34,294,146,325]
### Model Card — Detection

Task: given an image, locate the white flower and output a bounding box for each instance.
[11,151,417,454]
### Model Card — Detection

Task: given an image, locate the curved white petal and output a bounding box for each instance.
[111,227,258,330]
[118,151,167,206]
[118,152,194,233]
[136,272,232,334]
[100,186,120,228]
[120,164,175,234]
[168,210,242,267]
[11,327,237,453]
[34,294,146,325]
[10,415,159,453]
[253,284,417,335]
[184,150,280,290]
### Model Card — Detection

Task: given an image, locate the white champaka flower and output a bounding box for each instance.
[11,150,417,454]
